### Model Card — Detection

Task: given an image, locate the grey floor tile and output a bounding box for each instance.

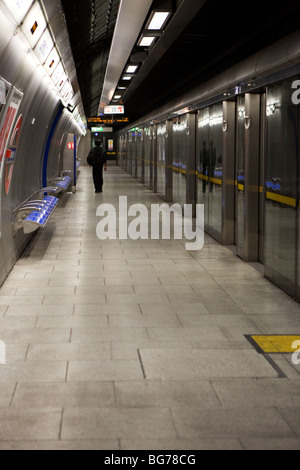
[0,328,71,344]
[71,326,149,343]
[172,407,295,439]
[211,378,300,407]
[6,305,75,316]
[36,315,108,329]
[61,407,178,440]
[106,293,170,304]
[276,407,300,436]
[121,438,243,450]
[146,326,228,343]
[43,294,106,305]
[108,313,182,328]
[26,342,111,362]
[16,286,75,296]
[0,440,120,450]
[0,316,36,329]
[240,438,300,450]
[74,304,141,316]
[0,362,67,382]
[0,305,7,316]
[0,296,44,305]
[0,383,16,407]
[139,349,278,379]
[67,359,144,381]
[12,382,115,408]
[0,409,62,441]
[115,380,220,408]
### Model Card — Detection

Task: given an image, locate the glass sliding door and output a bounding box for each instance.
[265,79,298,297]
[197,104,224,240]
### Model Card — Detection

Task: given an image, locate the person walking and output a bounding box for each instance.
[87,139,107,193]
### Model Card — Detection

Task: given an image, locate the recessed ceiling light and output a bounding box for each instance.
[147,11,171,30]
[126,65,138,74]
[138,36,155,47]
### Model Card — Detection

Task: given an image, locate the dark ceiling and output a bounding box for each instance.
[61,0,121,117]
[61,0,300,125]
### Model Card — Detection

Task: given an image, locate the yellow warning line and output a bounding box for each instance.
[250,335,300,353]
[265,191,296,208]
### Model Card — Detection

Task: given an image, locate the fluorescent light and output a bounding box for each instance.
[118,86,126,90]
[21,1,47,48]
[3,0,33,25]
[34,29,54,64]
[126,65,138,74]
[114,95,121,99]
[147,11,170,30]
[122,75,132,81]
[44,47,60,76]
[138,36,155,47]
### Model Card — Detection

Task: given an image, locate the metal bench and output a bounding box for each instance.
[13,188,59,234]
[50,170,72,194]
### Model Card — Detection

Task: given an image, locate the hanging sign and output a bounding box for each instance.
[104,105,124,115]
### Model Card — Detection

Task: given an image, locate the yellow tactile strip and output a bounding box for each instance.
[247,335,300,353]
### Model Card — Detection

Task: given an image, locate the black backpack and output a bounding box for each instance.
[87,147,106,167]
[87,148,98,167]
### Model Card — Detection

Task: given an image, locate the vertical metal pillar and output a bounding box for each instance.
[243,93,260,261]
[165,119,173,202]
[222,101,235,244]
[186,112,196,215]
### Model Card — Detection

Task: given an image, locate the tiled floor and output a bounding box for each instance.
[0,163,300,449]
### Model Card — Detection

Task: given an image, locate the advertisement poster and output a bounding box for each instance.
[0,88,23,196]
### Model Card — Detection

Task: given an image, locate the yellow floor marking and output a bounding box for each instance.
[251,335,300,353]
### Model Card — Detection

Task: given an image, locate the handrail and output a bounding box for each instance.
[13,187,58,213]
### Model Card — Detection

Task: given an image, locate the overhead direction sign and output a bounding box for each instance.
[88,117,129,124]
[104,105,124,115]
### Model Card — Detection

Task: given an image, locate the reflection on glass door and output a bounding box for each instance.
[197,103,224,240]
[265,79,298,297]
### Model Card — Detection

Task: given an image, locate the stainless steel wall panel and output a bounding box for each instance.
[197,108,210,229]
[136,129,143,183]
[152,125,157,193]
[165,120,173,202]
[243,93,260,261]
[235,96,246,257]
[157,122,167,200]
[144,127,152,190]
[186,113,196,212]
[172,115,187,207]
[222,101,235,245]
